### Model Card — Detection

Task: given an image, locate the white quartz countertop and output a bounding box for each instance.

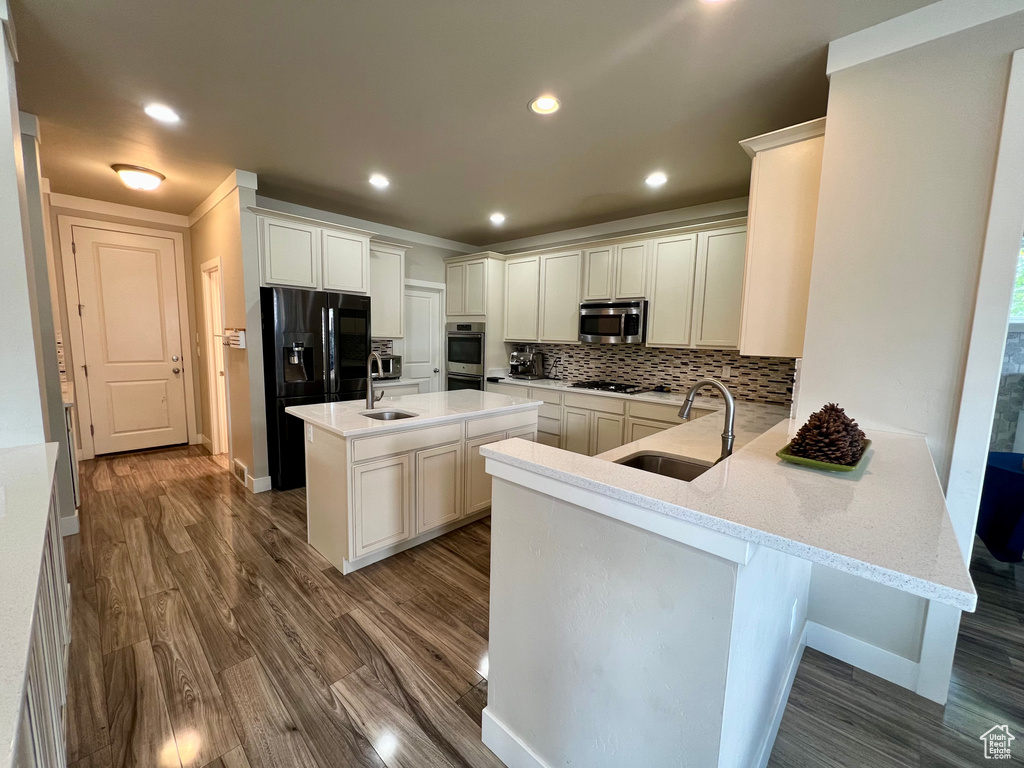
[286,390,541,438]
[482,419,976,611]
[0,443,59,768]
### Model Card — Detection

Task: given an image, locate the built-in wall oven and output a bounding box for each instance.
[445,322,484,390]
[579,300,647,344]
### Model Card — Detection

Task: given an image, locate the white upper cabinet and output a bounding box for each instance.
[257,210,374,294]
[614,241,648,299]
[261,217,319,288]
[446,257,490,316]
[322,229,370,293]
[504,256,540,341]
[581,246,614,301]
[369,242,407,338]
[738,119,825,358]
[692,227,747,348]
[446,262,466,315]
[581,242,649,301]
[646,234,698,347]
[539,250,582,343]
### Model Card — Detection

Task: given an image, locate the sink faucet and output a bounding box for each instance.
[678,378,736,463]
[366,353,385,409]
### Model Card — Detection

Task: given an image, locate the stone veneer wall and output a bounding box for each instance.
[990,331,1024,452]
[527,343,796,405]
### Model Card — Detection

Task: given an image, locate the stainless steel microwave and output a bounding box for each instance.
[579,300,647,344]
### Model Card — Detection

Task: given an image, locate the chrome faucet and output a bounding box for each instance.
[678,378,736,463]
[366,353,385,409]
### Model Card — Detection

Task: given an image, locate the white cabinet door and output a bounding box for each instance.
[562,406,592,455]
[321,229,369,293]
[369,244,406,338]
[591,412,625,455]
[692,227,746,348]
[506,425,537,441]
[416,442,462,533]
[380,384,421,398]
[647,234,698,347]
[539,250,581,343]
[352,454,412,558]
[261,217,319,288]
[464,260,487,315]
[614,241,648,299]
[504,257,540,341]
[625,416,671,443]
[466,433,504,515]
[582,246,614,301]
[446,263,466,315]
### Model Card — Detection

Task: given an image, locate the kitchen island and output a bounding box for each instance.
[480,410,976,768]
[287,390,540,573]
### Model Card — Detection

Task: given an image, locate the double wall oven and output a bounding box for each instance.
[445,322,485,391]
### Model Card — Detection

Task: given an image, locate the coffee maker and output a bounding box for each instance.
[509,346,544,380]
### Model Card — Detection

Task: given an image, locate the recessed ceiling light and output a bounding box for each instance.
[490,212,506,225]
[369,173,390,189]
[144,103,180,123]
[529,95,560,115]
[645,171,668,188]
[111,164,165,191]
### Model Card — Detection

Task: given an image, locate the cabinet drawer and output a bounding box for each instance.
[351,422,462,463]
[538,416,561,435]
[485,382,523,398]
[466,410,536,439]
[628,400,685,424]
[528,388,563,406]
[537,402,560,420]
[563,392,626,414]
[536,431,560,448]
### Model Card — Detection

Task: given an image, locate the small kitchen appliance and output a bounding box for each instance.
[372,354,402,380]
[508,347,544,380]
[579,300,647,344]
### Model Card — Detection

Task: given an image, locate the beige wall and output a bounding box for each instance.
[799,16,1024,657]
[189,188,255,477]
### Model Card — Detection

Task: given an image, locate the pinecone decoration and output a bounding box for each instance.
[789,403,867,466]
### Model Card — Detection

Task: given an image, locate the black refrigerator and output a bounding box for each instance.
[261,286,371,490]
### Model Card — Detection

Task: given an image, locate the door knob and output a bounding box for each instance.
[433,368,440,373]
[172,355,179,362]
[172,367,181,374]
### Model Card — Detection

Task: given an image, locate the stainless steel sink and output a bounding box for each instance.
[361,410,417,421]
[615,452,712,482]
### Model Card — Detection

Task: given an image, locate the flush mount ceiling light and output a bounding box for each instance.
[490,212,506,225]
[143,103,180,123]
[111,164,165,191]
[369,173,390,189]
[529,95,560,115]
[645,171,668,188]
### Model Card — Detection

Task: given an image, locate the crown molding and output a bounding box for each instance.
[188,169,258,226]
[740,118,825,158]
[827,0,1024,76]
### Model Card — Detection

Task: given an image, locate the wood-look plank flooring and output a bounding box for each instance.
[66,445,497,768]
[65,445,1024,767]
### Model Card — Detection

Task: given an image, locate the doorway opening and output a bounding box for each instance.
[201,259,230,455]
[394,280,445,393]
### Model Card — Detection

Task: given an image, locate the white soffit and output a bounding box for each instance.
[827,0,1024,75]
[48,192,190,227]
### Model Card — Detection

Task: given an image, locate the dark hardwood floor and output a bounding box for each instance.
[64,445,1023,767]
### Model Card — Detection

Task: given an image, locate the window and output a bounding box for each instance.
[1013,242,1024,324]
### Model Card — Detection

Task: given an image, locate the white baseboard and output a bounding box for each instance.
[246,474,272,493]
[805,620,919,691]
[753,628,807,768]
[200,433,213,453]
[481,708,552,768]
[59,511,80,537]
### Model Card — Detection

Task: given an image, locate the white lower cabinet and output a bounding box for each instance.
[625,416,674,442]
[562,406,592,455]
[352,454,413,558]
[466,427,537,516]
[416,442,463,533]
[592,413,625,455]
[562,406,624,456]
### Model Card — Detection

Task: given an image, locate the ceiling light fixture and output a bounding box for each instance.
[529,95,560,115]
[490,212,506,225]
[369,173,390,189]
[645,171,668,188]
[111,164,165,191]
[144,103,180,123]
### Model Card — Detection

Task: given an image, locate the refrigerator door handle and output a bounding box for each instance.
[327,307,337,394]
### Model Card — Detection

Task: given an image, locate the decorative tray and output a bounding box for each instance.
[776,439,872,473]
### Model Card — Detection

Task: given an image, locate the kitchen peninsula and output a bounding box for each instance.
[480,410,976,768]
[286,389,539,573]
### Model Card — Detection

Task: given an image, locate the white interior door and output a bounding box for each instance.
[74,226,188,453]
[202,262,229,455]
[399,285,443,391]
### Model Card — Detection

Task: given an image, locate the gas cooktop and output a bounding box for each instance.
[570,380,649,394]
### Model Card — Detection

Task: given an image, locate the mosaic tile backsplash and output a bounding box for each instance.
[371,339,394,355]
[991,331,1024,451]
[525,343,796,405]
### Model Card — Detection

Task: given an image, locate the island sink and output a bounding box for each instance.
[361,409,416,421]
[615,452,712,482]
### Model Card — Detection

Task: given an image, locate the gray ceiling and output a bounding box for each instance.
[12,0,932,245]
